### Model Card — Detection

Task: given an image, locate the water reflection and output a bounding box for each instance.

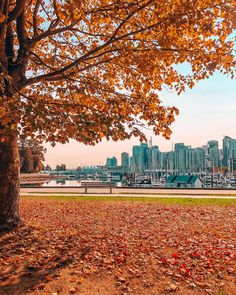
[42,180,82,187]
[21,179,119,187]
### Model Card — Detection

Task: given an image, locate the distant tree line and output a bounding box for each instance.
[56,164,67,171]
[19,138,46,173]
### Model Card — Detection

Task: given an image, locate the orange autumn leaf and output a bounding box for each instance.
[0,0,235,143]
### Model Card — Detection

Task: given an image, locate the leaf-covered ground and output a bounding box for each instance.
[0,197,236,295]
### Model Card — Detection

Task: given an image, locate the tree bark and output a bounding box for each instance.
[0,131,20,232]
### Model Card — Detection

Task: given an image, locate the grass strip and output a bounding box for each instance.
[23,191,236,196]
[21,195,236,206]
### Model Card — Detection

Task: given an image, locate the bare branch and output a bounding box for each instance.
[48,0,60,30]
[32,22,77,44]
[33,0,43,36]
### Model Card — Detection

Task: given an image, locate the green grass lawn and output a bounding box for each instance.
[21,195,236,206]
[22,191,236,196]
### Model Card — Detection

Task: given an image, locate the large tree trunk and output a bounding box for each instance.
[0,132,20,231]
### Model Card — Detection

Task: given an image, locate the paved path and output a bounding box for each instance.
[20,187,236,198]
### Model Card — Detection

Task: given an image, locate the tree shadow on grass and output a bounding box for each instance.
[0,224,81,294]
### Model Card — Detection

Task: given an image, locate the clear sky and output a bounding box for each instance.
[44,72,236,168]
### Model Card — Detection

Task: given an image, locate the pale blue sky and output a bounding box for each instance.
[45,72,236,168]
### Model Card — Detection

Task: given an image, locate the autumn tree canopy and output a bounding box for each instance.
[19,138,46,173]
[0,0,235,231]
[0,0,235,144]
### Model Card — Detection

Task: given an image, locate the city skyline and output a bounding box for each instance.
[104,135,236,173]
[44,72,236,167]
[45,134,236,170]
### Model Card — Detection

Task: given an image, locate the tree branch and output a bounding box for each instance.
[0,0,9,67]
[24,19,164,86]
[7,0,27,23]
[48,0,60,30]
[107,0,154,42]
[5,24,15,65]
[33,0,42,36]
[23,1,227,87]
[0,0,5,13]
[16,11,27,47]
[31,22,77,44]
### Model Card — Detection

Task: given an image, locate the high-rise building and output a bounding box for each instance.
[132,143,148,173]
[208,140,218,149]
[187,148,205,172]
[130,156,134,172]
[162,151,174,172]
[223,136,236,172]
[121,152,129,170]
[149,145,161,170]
[106,156,117,167]
[187,148,195,172]
[174,143,188,173]
[195,147,206,171]
[104,136,236,175]
[202,145,208,154]
[208,140,219,169]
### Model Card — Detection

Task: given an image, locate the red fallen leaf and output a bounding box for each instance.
[177,264,191,276]
[171,253,180,259]
[170,259,178,266]
[226,267,235,274]
[114,256,125,264]
[192,251,201,258]
[1,198,234,294]
[122,251,130,256]
[160,257,169,265]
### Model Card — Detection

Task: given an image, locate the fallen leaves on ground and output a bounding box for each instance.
[0,198,236,294]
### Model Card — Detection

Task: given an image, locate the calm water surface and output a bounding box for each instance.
[42,180,83,186]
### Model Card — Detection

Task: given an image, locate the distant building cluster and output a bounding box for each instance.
[105,136,236,174]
